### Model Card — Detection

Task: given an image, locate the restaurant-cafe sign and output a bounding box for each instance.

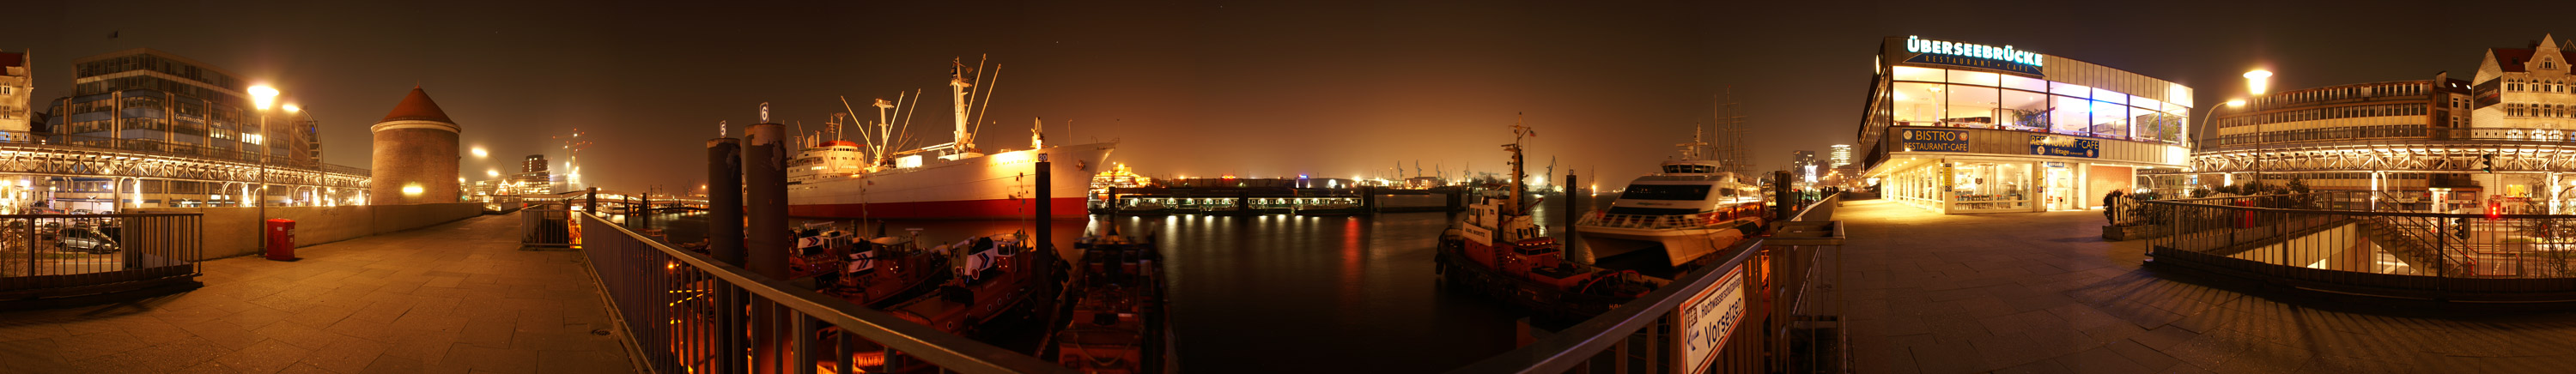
[2028,135,2099,158]
[1902,35,2044,75]
[1899,128,1969,153]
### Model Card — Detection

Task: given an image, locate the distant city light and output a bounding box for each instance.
[487,170,501,178]
[471,147,489,158]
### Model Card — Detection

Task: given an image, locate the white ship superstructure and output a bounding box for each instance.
[1573,158,1767,266]
[786,57,1115,220]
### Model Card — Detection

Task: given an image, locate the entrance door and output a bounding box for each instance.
[2044,165,2075,210]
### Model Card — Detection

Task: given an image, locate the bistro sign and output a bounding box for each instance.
[1902,36,2044,75]
[1899,128,1970,153]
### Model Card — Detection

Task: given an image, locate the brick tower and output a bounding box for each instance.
[368,87,460,205]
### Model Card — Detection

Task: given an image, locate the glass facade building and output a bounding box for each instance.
[45,48,320,168]
[1857,36,2193,214]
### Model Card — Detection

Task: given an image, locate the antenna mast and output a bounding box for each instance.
[1717,87,1752,176]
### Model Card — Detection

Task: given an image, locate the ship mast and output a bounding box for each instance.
[950,57,976,154]
[1506,113,1532,214]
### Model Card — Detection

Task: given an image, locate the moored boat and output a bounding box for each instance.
[1572,158,1768,267]
[883,232,1065,336]
[1045,229,1176,373]
[1435,119,1668,320]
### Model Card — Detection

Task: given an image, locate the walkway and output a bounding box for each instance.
[1839,198,2576,374]
[0,214,635,374]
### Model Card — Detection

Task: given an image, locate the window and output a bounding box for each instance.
[2050,95,2089,136]
[1893,66,1944,82]
[2002,89,2049,131]
[1892,82,1944,127]
[1943,84,2001,129]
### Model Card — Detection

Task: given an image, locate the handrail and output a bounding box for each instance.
[1449,191,1842,373]
[1447,232,1768,374]
[579,214,1075,374]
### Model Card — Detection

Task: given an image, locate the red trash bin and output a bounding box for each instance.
[2233,200,2257,228]
[265,219,299,261]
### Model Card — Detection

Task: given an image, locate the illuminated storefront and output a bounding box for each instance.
[1856,36,2193,214]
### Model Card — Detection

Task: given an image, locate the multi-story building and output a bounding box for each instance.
[2186,34,2576,214]
[513,154,553,194]
[1829,144,1852,169]
[1856,35,2195,214]
[2183,76,2471,194]
[46,48,321,167]
[1,50,28,133]
[1789,150,1819,184]
[25,48,366,209]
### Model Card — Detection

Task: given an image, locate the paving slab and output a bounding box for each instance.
[1838,198,2576,374]
[0,214,635,374]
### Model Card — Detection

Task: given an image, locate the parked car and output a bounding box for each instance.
[59,224,118,254]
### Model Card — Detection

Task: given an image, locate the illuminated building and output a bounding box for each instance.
[47,49,322,166]
[2176,34,2576,214]
[513,154,555,194]
[1829,144,1853,172]
[1856,35,2194,214]
[0,50,27,132]
[28,48,367,209]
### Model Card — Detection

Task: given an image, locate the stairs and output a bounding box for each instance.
[2352,216,2479,276]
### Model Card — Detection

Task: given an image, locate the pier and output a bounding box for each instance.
[1102,184,1468,214]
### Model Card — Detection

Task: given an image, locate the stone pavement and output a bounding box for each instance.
[1839,198,2576,374]
[0,214,636,374]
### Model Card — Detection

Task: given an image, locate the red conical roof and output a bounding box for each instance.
[379,87,453,124]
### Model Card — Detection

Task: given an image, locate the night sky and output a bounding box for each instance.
[5,1,2573,191]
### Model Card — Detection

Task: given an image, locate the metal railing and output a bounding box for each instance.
[0,130,368,174]
[2144,190,2576,301]
[0,213,203,301]
[1576,203,1765,231]
[2202,126,2576,151]
[521,208,574,248]
[577,213,1075,374]
[1449,193,1844,374]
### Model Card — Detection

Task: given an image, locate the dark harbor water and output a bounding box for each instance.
[615,195,1605,373]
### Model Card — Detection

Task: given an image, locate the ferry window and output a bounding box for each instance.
[1619,184,1712,201]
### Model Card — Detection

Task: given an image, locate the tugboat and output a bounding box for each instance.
[1572,134,1768,266]
[818,228,956,308]
[1045,228,1176,373]
[1435,119,1667,319]
[884,232,1065,336]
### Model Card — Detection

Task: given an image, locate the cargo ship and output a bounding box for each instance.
[1045,229,1176,373]
[1435,120,1667,319]
[787,57,1115,220]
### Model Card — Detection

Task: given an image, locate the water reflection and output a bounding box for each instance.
[617,197,1598,373]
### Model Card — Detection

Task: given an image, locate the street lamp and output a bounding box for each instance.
[250,85,281,258]
[2243,69,2273,190]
